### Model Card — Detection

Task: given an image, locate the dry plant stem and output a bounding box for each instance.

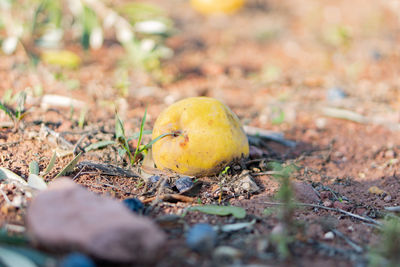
[143,194,195,204]
[321,107,368,123]
[307,239,364,261]
[42,125,74,149]
[151,177,167,206]
[331,229,363,253]
[384,206,400,212]
[244,125,296,147]
[253,171,289,176]
[263,202,382,226]
[0,188,12,205]
[77,161,140,178]
[72,133,88,155]
[72,165,86,180]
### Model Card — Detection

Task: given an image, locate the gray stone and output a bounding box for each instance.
[26,178,166,263]
[293,182,319,204]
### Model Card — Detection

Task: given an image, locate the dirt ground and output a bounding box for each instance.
[1,0,400,266]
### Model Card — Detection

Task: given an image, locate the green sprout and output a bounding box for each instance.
[0,91,28,129]
[267,161,299,259]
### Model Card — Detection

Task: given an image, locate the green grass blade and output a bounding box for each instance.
[0,102,15,120]
[115,113,125,141]
[55,152,82,178]
[29,161,40,175]
[43,151,57,175]
[133,108,147,163]
[78,108,87,129]
[138,132,177,152]
[84,140,115,152]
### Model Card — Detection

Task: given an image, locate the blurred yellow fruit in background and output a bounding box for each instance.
[41,50,81,69]
[190,0,245,15]
[152,97,249,176]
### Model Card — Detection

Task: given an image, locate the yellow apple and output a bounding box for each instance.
[152,97,249,176]
[190,0,245,15]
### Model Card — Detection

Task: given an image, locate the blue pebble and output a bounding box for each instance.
[186,223,217,252]
[59,252,96,267]
[149,175,160,183]
[175,177,194,193]
[122,198,144,213]
[371,49,382,61]
[149,175,170,188]
[327,87,347,102]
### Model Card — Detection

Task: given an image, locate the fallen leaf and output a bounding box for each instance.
[188,205,246,219]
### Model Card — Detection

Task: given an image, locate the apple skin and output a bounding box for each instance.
[152,97,249,176]
[190,0,245,15]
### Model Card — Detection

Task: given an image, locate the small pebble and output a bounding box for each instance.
[213,246,242,261]
[371,49,382,61]
[233,165,241,171]
[149,175,161,183]
[323,200,333,208]
[175,177,194,193]
[333,201,351,211]
[315,118,327,129]
[384,195,392,202]
[122,198,144,213]
[324,231,334,240]
[59,252,96,267]
[320,191,333,200]
[186,223,217,253]
[149,175,170,188]
[271,223,284,235]
[384,150,395,158]
[326,87,347,102]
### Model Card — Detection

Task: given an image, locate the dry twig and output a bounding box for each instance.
[263,201,382,226]
[143,194,195,204]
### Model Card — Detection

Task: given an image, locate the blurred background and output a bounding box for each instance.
[0,0,399,130]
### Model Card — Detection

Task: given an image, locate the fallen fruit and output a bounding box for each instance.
[190,0,244,15]
[152,97,249,176]
[41,50,81,69]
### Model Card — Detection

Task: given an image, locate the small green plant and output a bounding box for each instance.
[85,110,177,166]
[132,108,147,163]
[0,91,28,129]
[369,217,400,267]
[115,113,135,165]
[267,161,298,259]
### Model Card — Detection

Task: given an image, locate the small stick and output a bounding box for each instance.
[143,194,195,204]
[384,206,400,212]
[0,141,20,147]
[72,165,86,180]
[151,177,167,206]
[321,107,368,124]
[0,188,13,205]
[77,161,140,178]
[41,124,74,149]
[252,171,287,176]
[244,125,296,147]
[263,201,382,226]
[331,229,363,253]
